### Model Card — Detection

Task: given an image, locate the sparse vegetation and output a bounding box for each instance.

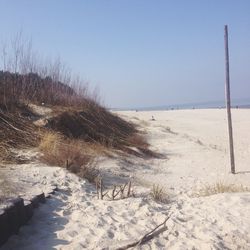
[0,70,151,162]
[0,107,39,162]
[197,181,250,197]
[95,177,133,200]
[150,184,168,203]
[39,131,99,183]
[164,126,178,135]
[0,35,155,181]
[0,34,156,190]
[46,107,137,148]
[196,139,203,145]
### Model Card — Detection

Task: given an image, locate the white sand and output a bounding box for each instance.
[117,109,250,194]
[1,109,250,249]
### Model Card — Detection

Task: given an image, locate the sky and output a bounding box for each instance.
[0,0,249,109]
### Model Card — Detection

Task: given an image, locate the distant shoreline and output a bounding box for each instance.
[111,104,250,112]
[111,100,250,112]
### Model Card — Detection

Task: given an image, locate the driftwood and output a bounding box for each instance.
[116,215,171,250]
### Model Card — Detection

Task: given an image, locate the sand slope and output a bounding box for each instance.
[1,109,250,249]
[117,109,250,194]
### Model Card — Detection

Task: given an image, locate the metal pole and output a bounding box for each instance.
[224,25,235,174]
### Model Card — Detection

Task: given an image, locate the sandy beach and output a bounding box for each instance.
[1,109,250,250]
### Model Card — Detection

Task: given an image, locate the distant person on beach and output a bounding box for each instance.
[151,116,155,121]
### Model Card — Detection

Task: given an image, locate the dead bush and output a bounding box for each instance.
[47,108,136,147]
[39,131,62,157]
[39,131,98,182]
[46,108,159,159]
[95,177,133,200]
[0,40,154,164]
[126,134,149,148]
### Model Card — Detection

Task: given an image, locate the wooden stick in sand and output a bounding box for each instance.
[224,25,236,174]
[116,215,171,250]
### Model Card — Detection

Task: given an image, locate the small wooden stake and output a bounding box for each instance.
[224,25,235,174]
[100,178,103,200]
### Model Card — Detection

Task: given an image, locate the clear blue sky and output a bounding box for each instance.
[0,0,249,108]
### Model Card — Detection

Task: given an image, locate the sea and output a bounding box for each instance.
[111,98,250,111]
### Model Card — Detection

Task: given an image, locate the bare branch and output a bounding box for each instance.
[116,215,172,250]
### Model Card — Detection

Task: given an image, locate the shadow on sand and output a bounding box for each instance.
[1,195,70,250]
[236,170,250,175]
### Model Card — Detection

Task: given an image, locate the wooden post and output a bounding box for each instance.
[224,25,235,174]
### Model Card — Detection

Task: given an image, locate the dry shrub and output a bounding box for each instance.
[0,108,39,162]
[46,108,159,158]
[0,71,89,108]
[0,67,154,164]
[39,131,62,156]
[150,184,168,203]
[126,134,149,148]
[39,131,98,183]
[197,181,250,197]
[47,108,136,147]
[0,38,156,167]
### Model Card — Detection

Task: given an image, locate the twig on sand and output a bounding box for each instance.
[116,214,172,250]
[96,177,133,201]
[99,178,109,200]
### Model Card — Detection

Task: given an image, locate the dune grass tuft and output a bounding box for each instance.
[150,184,168,203]
[197,181,250,197]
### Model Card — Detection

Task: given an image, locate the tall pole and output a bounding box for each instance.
[224,25,235,174]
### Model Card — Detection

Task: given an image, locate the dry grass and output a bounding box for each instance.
[150,184,168,203]
[0,41,156,186]
[46,108,154,158]
[39,131,99,183]
[39,131,62,155]
[126,134,149,148]
[47,107,136,144]
[0,69,154,166]
[0,71,90,108]
[197,181,250,197]
[0,108,40,163]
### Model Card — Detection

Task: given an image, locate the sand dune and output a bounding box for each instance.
[1,109,250,249]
